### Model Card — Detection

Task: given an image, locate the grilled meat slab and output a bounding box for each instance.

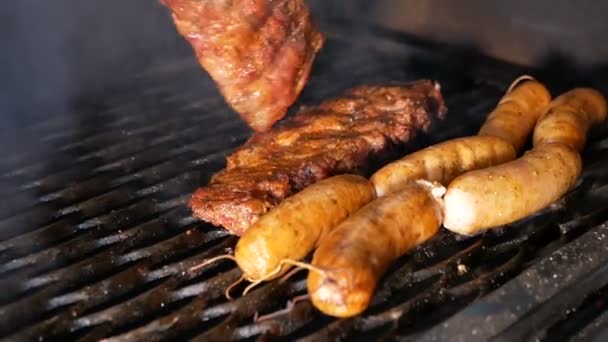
[161,0,324,132]
[190,81,447,235]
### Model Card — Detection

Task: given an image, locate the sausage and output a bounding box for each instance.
[371,136,516,197]
[307,180,444,318]
[443,143,582,235]
[533,88,607,152]
[478,77,551,153]
[234,174,376,282]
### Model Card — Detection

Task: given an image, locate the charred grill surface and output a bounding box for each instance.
[161,0,324,132]
[190,81,447,235]
[1,35,608,341]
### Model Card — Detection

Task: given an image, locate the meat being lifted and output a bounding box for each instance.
[190,81,448,235]
[161,0,324,132]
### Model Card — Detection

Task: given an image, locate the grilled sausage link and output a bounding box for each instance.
[533,88,607,151]
[371,136,516,196]
[443,143,582,235]
[307,180,443,317]
[478,78,551,153]
[235,175,376,282]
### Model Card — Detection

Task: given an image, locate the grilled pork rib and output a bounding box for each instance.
[161,0,324,132]
[190,81,447,235]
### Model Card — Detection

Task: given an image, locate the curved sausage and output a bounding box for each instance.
[533,88,607,151]
[371,136,516,197]
[234,174,376,282]
[478,78,551,153]
[307,180,443,317]
[443,143,582,235]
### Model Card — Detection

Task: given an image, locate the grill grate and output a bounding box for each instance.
[2,33,608,341]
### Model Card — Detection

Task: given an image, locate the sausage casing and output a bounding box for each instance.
[307,181,443,317]
[371,136,516,196]
[478,79,551,153]
[443,143,582,235]
[533,88,607,151]
[235,174,376,281]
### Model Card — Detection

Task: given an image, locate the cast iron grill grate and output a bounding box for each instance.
[1,33,608,342]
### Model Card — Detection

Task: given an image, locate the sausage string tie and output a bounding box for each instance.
[279,265,308,283]
[225,275,245,300]
[496,75,538,111]
[505,75,536,95]
[188,254,247,300]
[189,254,237,273]
[243,259,328,296]
[254,294,311,322]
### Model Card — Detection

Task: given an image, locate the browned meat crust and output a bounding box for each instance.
[190,81,446,235]
[190,81,448,235]
[161,0,324,132]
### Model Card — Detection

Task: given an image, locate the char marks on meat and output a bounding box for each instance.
[190,81,448,235]
[161,0,324,132]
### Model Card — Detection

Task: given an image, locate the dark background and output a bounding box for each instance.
[1,0,607,130]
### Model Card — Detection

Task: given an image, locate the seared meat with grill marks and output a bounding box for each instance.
[189,81,447,235]
[161,0,324,132]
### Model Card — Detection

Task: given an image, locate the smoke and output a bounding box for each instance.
[0,0,187,133]
[0,1,190,229]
